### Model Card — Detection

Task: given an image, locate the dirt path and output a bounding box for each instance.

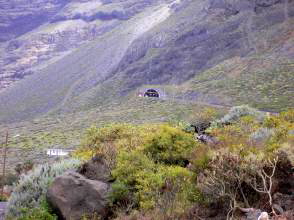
[0,202,7,220]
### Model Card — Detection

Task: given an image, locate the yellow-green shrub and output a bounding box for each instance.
[189,144,211,171]
[143,125,198,165]
[74,124,156,167]
[111,150,199,212]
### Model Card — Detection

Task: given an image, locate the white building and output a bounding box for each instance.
[46,149,70,156]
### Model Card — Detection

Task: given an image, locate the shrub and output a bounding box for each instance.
[250,127,275,143]
[280,109,294,123]
[6,159,81,219]
[263,115,281,128]
[190,107,220,133]
[111,150,160,210]
[109,180,134,211]
[143,125,198,165]
[74,124,156,168]
[79,124,147,153]
[196,149,282,218]
[15,160,34,176]
[155,165,200,216]
[17,199,57,220]
[212,105,265,128]
[209,123,251,152]
[189,144,211,172]
[76,124,198,168]
[264,110,294,129]
[111,150,199,212]
[111,150,156,187]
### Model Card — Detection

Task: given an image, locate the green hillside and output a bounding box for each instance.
[0,0,293,123]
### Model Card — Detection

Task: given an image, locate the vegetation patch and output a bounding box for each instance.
[5,106,294,220]
[6,159,81,219]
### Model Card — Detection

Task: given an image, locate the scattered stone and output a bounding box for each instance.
[47,171,111,220]
[258,212,269,220]
[197,134,217,144]
[273,193,294,212]
[239,208,262,220]
[273,204,284,215]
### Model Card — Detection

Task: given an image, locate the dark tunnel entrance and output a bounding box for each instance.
[144,89,160,98]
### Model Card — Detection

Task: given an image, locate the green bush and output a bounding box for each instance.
[110,181,134,207]
[74,123,158,169]
[6,159,81,219]
[79,124,146,153]
[112,150,157,188]
[189,144,211,172]
[111,150,199,212]
[18,199,57,220]
[143,125,197,165]
[111,150,159,209]
[156,165,201,209]
[280,109,294,123]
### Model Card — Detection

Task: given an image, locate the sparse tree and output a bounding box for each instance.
[246,156,278,216]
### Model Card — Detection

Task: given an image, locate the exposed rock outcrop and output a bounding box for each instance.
[47,171,111,220]
[77,154,111,182]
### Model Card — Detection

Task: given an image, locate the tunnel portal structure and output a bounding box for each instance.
[144,89,159,98]
[138,88,165,99]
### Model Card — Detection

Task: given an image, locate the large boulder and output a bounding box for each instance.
[47,171,111,220]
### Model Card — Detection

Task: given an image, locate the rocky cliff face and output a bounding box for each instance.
[0,0,293,122]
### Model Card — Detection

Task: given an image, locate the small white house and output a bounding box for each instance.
[46,149,70,157]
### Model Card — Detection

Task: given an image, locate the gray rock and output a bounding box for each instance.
[47,171,111,220]
[257,212,269,220]
[197,134,217,144]
[239,208,262,220]
[273,204,284,215]
[273,192,294,212]
[77,155,111,182]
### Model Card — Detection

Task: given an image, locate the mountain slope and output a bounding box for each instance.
[0,0,293,123]
[0,0,170,90]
